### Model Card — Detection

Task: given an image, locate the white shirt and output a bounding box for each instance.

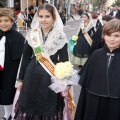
[17,12,27,20]
[113,10,117,17]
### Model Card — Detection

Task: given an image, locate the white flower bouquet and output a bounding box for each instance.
[49,61,80,93]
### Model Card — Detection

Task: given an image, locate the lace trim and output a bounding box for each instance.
[26,28,68,56]
[80,21,94,33]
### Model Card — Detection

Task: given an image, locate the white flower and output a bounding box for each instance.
[54,61,73,79]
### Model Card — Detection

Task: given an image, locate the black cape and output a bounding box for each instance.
[0,29,25,105]
[75,45,120,120]
[79,45,120,98]
[90,24,104,53]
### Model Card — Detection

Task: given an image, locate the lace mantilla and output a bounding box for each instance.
[26,28,68,56]
[77,21,95,35]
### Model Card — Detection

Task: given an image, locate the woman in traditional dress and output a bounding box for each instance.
[14,3,71,120]
[0,8,25,120]
[71,13,95,67]
[75,19,120,120]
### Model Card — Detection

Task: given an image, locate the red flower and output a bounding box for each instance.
[100,40,103,43]
[0,65,3,70]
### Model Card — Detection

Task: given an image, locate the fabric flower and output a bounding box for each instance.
[72,35,78,41]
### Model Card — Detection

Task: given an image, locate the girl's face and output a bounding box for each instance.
[0,16,13,32]
[82,15,89,22]
[104,31,120,51]
[38,9,54,31]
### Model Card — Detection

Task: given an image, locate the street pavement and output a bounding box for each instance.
[0,16,96,118]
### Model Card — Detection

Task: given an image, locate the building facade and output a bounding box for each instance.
[0,0,55,9]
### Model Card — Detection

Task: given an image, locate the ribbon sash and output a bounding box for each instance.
[83,32,93,46]
[69,37,74,54]
[30,30,55,77]
[37,53,55,76]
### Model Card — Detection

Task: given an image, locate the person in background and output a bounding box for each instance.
[96,10,106,30]
[106,7,111,15]
[75,19,120,120]
[70,13,95,67]
[70,8,75,20]
[78,8,83,17]
[116,6,120,19]
[109,6,120,19]
[90,15,112,53]
[0,8,25,120]
[25,8,33,24]
[17,9,30,28]
[61,10,66,25]
[17,9,27,21]
[11,7,17,30]
[14,1,20,13]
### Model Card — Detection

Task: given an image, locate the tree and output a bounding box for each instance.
[112,0,120,6]
[93,0,107,9]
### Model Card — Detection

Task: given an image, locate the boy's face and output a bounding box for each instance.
[104,32,120,51]
[0,16,13,32]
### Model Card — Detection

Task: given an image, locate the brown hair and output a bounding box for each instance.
[83,13,90,19]
[103,19,120,36]
[37,3,56,20]
[102,15,112,22]
[0,8,14,22]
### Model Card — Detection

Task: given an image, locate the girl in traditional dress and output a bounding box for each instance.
[14,3,71,120]
[0,8,25,120]
[71,13,95,67]
[75,19,120,120]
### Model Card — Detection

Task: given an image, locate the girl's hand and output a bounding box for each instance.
[63,86,71,97]
[17,81,23,91]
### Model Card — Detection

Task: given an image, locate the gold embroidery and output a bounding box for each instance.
[84,32,93,46]
[38,54,55,76]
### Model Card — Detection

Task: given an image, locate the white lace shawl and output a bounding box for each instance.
[77,20,95,35]
[26,28,68,56]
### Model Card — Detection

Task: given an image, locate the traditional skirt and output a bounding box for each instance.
[14,103,63,120]
[14,95,64,120]
[70,54,88,66]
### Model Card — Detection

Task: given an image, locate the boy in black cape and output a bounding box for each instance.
[75,19,120,120]
[0,8,25,120]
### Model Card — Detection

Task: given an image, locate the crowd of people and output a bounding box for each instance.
[0,2,120,120]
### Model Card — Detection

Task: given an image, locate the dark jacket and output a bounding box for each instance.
[109,10,120,19]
